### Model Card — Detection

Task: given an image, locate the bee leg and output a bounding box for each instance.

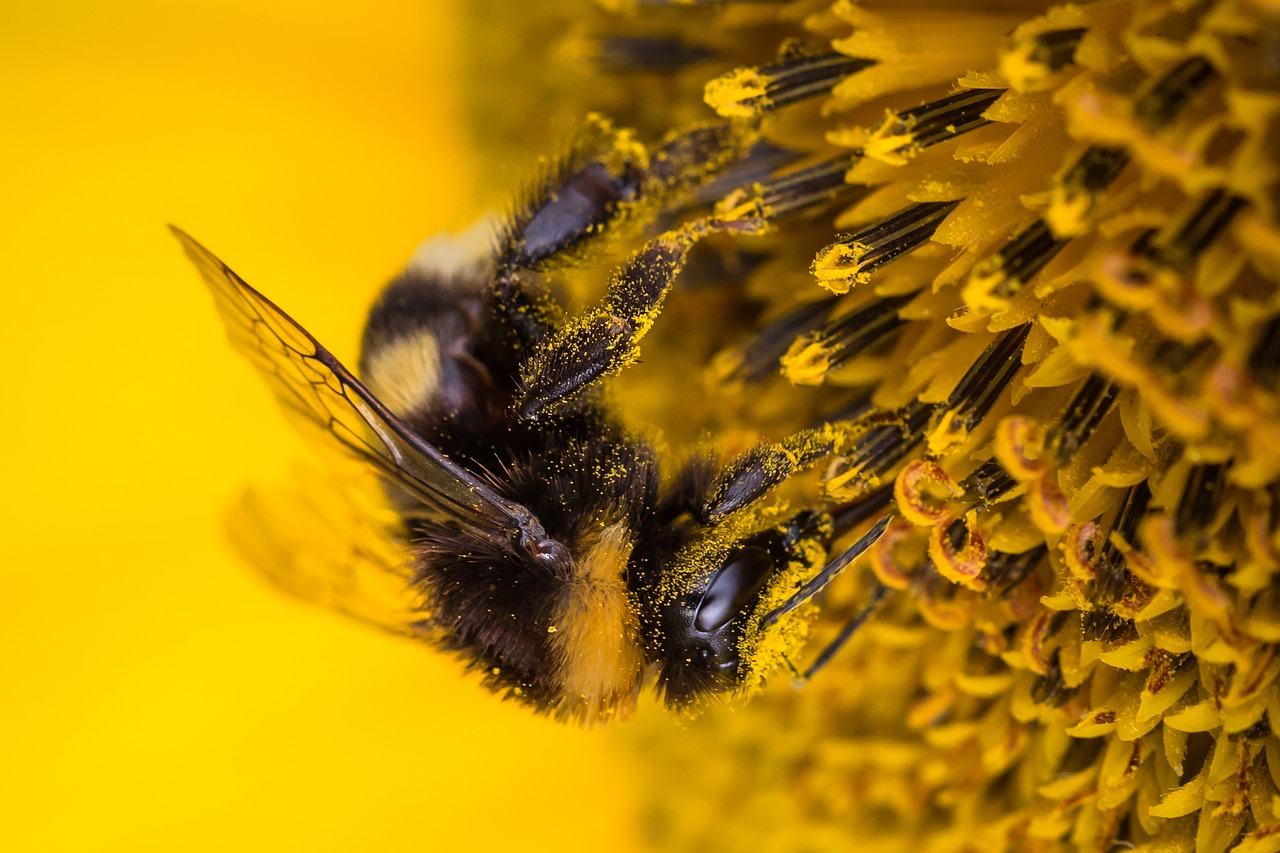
[488,119,649,350]
[698,410,913,525]
[697,426,845,524]
[515,213,766,419]
[698,414,900,529]
[489,266,564,353]
[492,120,761,357]
[641,121,761,204]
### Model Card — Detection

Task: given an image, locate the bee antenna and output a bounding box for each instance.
[791,582,888,684]
[760,514,891,629]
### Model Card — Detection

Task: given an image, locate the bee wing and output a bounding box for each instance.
[228,464,431,638]
[174,226,549,546]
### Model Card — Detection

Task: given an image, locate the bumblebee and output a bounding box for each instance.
[179,119,849,724]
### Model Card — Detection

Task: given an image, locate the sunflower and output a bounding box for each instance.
[453,1,1280,850]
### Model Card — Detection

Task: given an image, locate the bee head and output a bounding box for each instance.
[646,509,830,708]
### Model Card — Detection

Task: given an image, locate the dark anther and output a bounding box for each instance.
[992,220,1069,295]
[1174,462,1227,537]
[1248,316,1280,390]
[707,52,874,116]
[756,156,860,218]
[731,297,841,382]
[987,545,1047,595]
[1148,189,1246,271]
[595,35,714,73]
[835,400,934,485]
[753,52,874,111]
[1046,373,1121,462]
[1031,650,1078,707]
[964,459,1017,506]
[1063,145,1131,195]
[1086,481,1152,606]
[878,88,1006,150]
[1025,28,1086,73]
[799,293,915,372]
[1133,56,1217,130]
[943,325,1031,430]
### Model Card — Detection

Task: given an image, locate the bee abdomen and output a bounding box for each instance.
[359,271,494,421]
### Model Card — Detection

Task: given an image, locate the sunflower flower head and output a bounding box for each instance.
[455,0,1280,848]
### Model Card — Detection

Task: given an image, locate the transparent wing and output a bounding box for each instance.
[174,226,550,546]
[227,463,432,638]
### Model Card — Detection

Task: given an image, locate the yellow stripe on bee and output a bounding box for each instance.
[361,328,443,418]
[549,520,644,724]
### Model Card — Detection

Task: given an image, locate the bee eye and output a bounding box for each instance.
[693,545,774,633]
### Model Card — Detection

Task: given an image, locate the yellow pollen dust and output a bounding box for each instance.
[703,68,768,118]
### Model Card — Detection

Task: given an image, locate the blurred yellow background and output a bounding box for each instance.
[2,1,639,849]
